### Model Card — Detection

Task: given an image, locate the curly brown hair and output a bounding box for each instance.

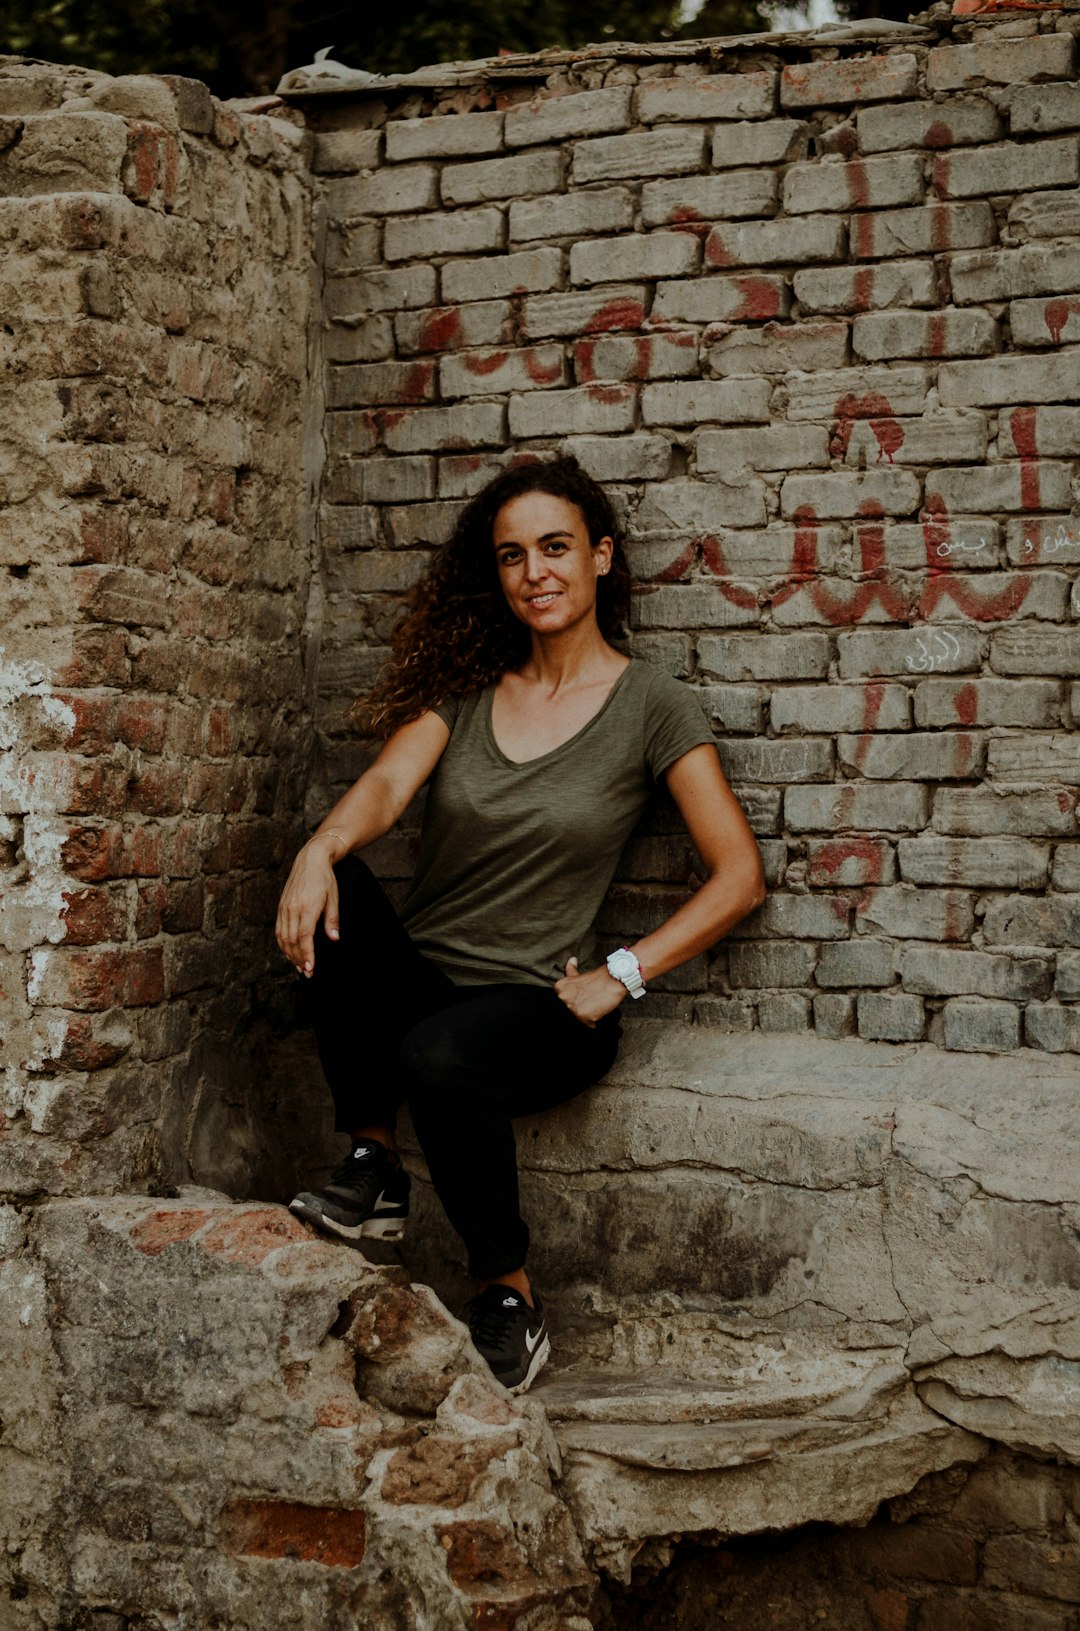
[352,455,632,738]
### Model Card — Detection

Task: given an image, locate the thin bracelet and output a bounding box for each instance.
[304,829,348,853]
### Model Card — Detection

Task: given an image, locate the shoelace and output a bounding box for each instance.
[468,1292,532,1348]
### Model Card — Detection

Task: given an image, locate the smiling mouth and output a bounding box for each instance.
[526,592,560,607]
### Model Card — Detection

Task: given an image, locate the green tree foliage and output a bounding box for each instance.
[0,0,797,98]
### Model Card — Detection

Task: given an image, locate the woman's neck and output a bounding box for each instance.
[517,621,626,694]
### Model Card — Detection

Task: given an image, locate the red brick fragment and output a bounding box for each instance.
[224,1500,365,1567]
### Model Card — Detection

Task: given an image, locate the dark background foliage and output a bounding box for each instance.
[0,0,911,99]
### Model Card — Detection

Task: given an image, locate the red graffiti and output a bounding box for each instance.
[1009,406,1042,510]
[770,503,908,624]
[811,837,888,884]
[852,268,875,312]
[845,158,870,210]
[405,361,435,400]
[1044,298,1080,345]
[930,154,951,201]
[925,121,954,149]
[463,349,509,376]
[418,308,460,351]
[584,297,645,333]
[919,496,1033,621]
[927,314,947,358]
[524,350,562,385]
[852,681,887,770]
[831,391,905,462]
[699,535,758,609]
[954,684,978,726]
[930,203,953,253]
[705,231,738,269]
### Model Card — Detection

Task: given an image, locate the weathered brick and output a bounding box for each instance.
[816,936,896,987]
[641,377,771,427]
[326,357,437,409]
[383,402,505,455]
[1053,847,1080,891]
[856,991,925,1042]
[786,782,929,833]
[898,835,1048,889]
[325,314,395,365]
[326,265,437,317]
[311,129,382,173]
[697,426,829,474]
[758,992,812,1031]
[784,364,929,423]
[385,110,504,162]
[441,149,562,207]
[1007,188,1080,244]
[901,943,1051,1001]
[855,885,974,942]
[843,412,987,469]
[521,285,645,341]
[712,118,809,169]
[706,322,847,379]
[1009,81,1080,136]
[921,571,1068,625]
[326,164,437,219]
[987,733,1080,786]
[837,626,982,679]
[75,565,169,629]
[853,307,997,361]
[636,474,767,533]
[927,33,1075,93]
[813,992,856,1037]
[949,242,1080,304]
[641,169,777,230]
[632,584,759,630]
[838,732,984,781]
[653,273,791,324]
[695,523,842,575]
[718,737,833,782]
[573,127,706,185]
[783,153,923,216]
[933,786,1077,837]
[781,469,921,520]
[28,944,164,1010]
[807,837,897,888]
[772,683,909,735]
[733,785,784,834]
[700,632,830,682]
[990,626,1080,676]
[344,456,435,504]
[508,384,635,438]
[571,232,699,286]
[944,996,1021,1052]
[732,892,849,941]
[395,301,514,357]
[440,345,565,398]
[927,461,1073,514]
[504,87,632,148]
[441,248,561,303]
[384,208,503,263]
[574,330,698,383]
[999,413,1080,470]
[510,188,633,244]
[914,678,1061,729]
[729,939,816,988]
[933,138,1078,202]
[706,215,847,269]
[382,501,464,549]
[562,434,672,482]
[693,683,763,734]
[695,995,755,1030]
[780,55,918,109]
[1009,298,1080,350]
[851,202,994,260]
[1026,1003,1080,1053]
[793,259,935,316]
[637,71,775,125]
[982,892,1080,948]
[857,97,1002,154]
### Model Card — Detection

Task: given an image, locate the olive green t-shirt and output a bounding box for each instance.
[398,660,715,988]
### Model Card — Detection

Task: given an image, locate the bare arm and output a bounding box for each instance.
[276,709,450,976]
[556,743,766,1024]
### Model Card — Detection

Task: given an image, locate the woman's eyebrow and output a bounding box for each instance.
[494,530,575,546]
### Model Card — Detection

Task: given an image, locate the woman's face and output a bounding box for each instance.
[492,491,613,637]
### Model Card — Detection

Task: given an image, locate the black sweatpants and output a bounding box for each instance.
[305,855,622,1280]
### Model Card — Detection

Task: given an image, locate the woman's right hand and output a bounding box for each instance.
[275,838,342,977]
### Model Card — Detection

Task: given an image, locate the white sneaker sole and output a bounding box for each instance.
[507,1332,550,1395]
[289,1197,406,1244]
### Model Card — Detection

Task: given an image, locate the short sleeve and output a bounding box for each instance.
[641,669,715,781]
[432,694,464,731]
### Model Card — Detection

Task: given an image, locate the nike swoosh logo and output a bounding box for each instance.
[373,1195,403,1211]
[525,1327,543,1353]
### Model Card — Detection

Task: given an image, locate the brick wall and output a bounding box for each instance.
[299,8,1080,1058]
[0,60,319,1200]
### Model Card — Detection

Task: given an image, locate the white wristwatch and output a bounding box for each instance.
[606,946,646,999]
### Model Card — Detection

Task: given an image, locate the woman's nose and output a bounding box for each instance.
[523,549,547,581]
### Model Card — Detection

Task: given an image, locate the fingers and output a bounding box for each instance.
[564,956,579,978]
[323,874,340,942]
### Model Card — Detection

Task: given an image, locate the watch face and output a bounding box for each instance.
[608,950,638,979]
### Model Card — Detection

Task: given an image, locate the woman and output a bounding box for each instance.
[275,455,765,1395]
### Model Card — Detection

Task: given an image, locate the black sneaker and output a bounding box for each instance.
[463,1285,550,1394]
[289,1141,410,1244]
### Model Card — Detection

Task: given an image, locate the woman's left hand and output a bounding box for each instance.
[555,957,626,1028]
